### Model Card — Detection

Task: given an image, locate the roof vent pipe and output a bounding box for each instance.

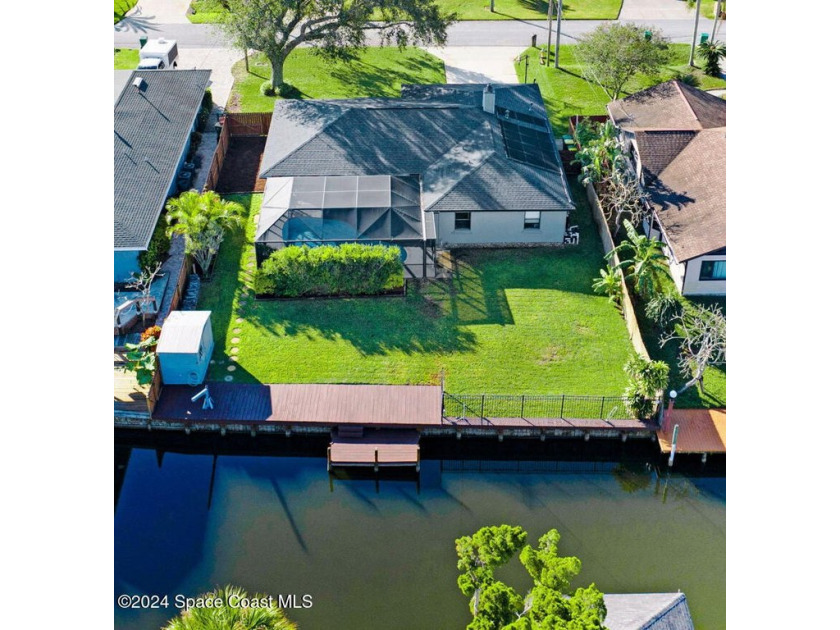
[133,77,147,91]
[482,84,495,114]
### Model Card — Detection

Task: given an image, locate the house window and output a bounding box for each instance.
[454,212,471,230]
[524,211,541,229]
[699,260,726,280]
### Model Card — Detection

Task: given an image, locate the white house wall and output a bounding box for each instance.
[682,255,726,296]
[436,211,568,247]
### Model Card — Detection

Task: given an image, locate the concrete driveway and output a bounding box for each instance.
[424,46,524,84]
[175,47,243,108]
[115,0,192,29]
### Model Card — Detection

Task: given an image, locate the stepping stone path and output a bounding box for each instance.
[236,318,244,323]
[233,328,241,334]
[230,347,239,354]
[231,337,240,344]
[224,375,233,382]
[227,365,236,372]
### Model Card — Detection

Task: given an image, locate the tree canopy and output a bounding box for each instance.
[163,585,296,630]
[456,526,606,630]
[165,190,245,276]
[219,0,455,89]
[576,23,670,100]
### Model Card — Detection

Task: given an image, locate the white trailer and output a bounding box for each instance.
[138,38,179,70]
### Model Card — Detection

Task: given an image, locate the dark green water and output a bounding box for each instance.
[115,448,724,630]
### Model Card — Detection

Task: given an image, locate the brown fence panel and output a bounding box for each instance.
[166,254,193,314]
[585,182,650,360]
[147,361,163,415]
[203,121,230,191]
[227,112,273,136]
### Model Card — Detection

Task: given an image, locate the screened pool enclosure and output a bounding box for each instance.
[256,175,436,278]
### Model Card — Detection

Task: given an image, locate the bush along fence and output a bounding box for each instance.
[443,393,649,422]
[254,243,405,298]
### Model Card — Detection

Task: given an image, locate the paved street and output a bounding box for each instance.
[116,18,725,49]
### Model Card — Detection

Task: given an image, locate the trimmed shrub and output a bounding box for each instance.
[255,243,404,297]
[139,214,172,269]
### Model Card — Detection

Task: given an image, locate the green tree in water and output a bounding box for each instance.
[456,526,607,629]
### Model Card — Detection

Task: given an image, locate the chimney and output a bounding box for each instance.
[482,84,495,114]
[132,77,147,91]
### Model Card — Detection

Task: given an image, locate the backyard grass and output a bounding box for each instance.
[197,191,635,395]
[187,0,226,23]
[189,0,622,23]
[227,47,446,112]
[114,0,137,24]
[515,43,726,136]
[114,48,139,70]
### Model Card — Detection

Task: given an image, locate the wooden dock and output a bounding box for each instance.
[114,353,151,416]
[328,429,420,471]
[657,408,726,454]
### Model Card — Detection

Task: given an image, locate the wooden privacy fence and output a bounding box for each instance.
[204,112,273,191]
[585,182,650,360]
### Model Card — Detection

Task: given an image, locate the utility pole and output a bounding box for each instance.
[688,0,702,67]
[554,0,562,68]
[711,1,721,40]
[546,0,554,63]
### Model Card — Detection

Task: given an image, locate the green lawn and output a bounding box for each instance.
[227,47,446,112]
[515,43,726,136]
[197,191,635,395]
[187,0,226,23]
[114,48,139,70]
[114,0,137,23]
[189,0,622,23]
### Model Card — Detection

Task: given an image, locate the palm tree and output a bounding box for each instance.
[163,585,297,630]
[165,190,245,275]
[698,40,726,77]
[608,219,670,298]
[592,265,623,309]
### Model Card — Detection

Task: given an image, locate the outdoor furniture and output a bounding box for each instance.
[114,300,141,336]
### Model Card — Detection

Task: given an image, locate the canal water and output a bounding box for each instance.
[115,442,724,630]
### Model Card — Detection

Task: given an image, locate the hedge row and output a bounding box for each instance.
[254,244,404,297]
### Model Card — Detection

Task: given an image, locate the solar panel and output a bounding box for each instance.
[498,119,559,171]
[495,107,546,128]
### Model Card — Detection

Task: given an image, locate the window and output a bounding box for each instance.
[524,211,541,229]
[454,212,471,230]
[699,260,726,280]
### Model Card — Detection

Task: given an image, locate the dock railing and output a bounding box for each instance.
[443,393,642,422]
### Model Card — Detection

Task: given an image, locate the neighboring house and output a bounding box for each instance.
[256,83,575,277]
[114,69,211,282]
[607,80,726,296]
[603,592,695,630]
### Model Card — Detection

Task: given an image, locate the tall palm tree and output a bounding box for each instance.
[608,219,670,298]
[163,585,297,630]
[165,190,245,275]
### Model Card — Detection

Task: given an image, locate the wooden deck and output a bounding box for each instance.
[152,383,443,426]
[114,353,150,415]
[329,429,420,469]
[657,408,726,454]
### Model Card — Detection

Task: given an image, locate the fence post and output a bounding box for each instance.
[599,397,606,419]
[480,394,485,424]
[520,395,525,418]
[560,394,565,418]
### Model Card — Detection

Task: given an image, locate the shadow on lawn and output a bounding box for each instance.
[326,55,443,96]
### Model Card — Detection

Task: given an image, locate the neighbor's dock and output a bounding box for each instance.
[328,428,420,471]
[657,408,726,455]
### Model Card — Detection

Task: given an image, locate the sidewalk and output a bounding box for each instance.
[423,46,523,84]
[115,0,192,30]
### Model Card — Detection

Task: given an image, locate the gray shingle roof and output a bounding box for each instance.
[259,84,574,214]
[607,80,726,131]
[603,593,695,630]
[635,130,697,178]
[648,128,726,262]
[114,70,211,249]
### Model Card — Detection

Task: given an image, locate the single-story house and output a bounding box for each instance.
[607,80,726,296]
[256,83,575,277]
[603,592,695,630]
[114,69,211,282]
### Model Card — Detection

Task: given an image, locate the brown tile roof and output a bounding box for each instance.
[648,128,726,262]
[607,80,726,131]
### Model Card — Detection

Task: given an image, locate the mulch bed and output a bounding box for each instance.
[215,136,267,194]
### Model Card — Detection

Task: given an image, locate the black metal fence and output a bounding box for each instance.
[443,393,638,421]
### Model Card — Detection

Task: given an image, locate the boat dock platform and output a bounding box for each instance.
[328,428,420,471]
[657,408,726,456]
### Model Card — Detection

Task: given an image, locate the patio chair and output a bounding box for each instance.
[114,300,141,336]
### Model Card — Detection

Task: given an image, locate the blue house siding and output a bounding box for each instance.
[115,250,141,283]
